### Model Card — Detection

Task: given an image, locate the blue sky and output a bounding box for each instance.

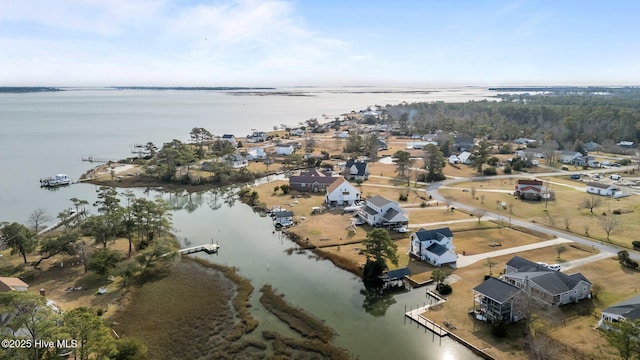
[1,0,639,86]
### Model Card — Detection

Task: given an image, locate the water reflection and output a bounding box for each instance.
[162,187,238,212]
[360,281,408,317]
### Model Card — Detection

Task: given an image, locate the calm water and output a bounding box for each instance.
[0,87,495,359]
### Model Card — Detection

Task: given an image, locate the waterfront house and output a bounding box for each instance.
[505,256,553,274]
[598,295,640,329]
[501,256,592,306]
[325,177,360,207]
[342,159,369,181]
[515,179,543,201]
[272,210,294,227]
[617,141,634,149]
[221,134,237,147]
[289,128,305,137]
[472,277,527,323]
[289,169,338,193]
[357,195,408,228]
[377,139,388,151]
[275,144,295,156]
[586,182,620,197]
[408,227,457,267]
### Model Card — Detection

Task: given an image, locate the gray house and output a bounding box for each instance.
[599,295,640,329]
[472,277,527,323]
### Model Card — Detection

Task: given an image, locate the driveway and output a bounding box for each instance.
[455,238,573,268]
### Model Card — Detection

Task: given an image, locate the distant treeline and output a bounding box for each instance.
[111,86,276,91]
[385,89,640,150]
[0,87,63,93]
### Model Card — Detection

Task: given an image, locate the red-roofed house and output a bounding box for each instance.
[515,179,543,201]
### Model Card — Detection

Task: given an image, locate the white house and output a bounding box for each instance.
[559,151,585,165]
[448,154,459,165]
[342,159,369,181]
[247,131,267,143]
[599,295,640,328]
[457,151,471,164]
[275,144,295,156]
[325,177,360,206]
[409,227,457,266]
[221,134,237,147]
[357,195,408,228]
[289,128,305,137]
[586,182,622,197]
[246,147,267,161]
[225,153,248,168]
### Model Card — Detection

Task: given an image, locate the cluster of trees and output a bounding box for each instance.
[344,133,380,160]
[384,92,640,151]
[392,144,446,183]
[0,291,148,360]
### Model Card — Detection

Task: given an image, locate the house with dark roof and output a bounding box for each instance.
[224,153,248,168]
[325,177,360,206]
[289,169,338,193]
[246,131,267,143]
[515,179,543,201]
[379,268,411,289]
[357,195,408,228]
[559,151,585,166]
[599,295,640,329]
[502,256,592,306]
[472,277,527,323]
[272,210,294,227]
[583,141,601,152]
[342,159,369,181]
[454,135,474,152]
[221,134,237,147]
[409,227,457,267]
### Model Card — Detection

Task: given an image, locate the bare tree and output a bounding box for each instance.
[475,209,486,223]
[480,194,485,204]
[556,244,567,260]
[28,208,51,234]
[563,216,571,230]
[485,257,497,275]
[470,187,477,199]
[600,214,620,241]
[582,195,602,214]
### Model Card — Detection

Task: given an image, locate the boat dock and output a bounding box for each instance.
[82,156,118,163]
[179,243,220,255]
[38,210,84,235]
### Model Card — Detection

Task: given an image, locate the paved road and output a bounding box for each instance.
[426,176,640,263]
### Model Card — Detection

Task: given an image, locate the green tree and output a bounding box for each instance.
[423,144,446,182]
[603,318,640,360]
[361,229,398,279]
[0,290,59,360]
[63,307,117,360]
[392,150,413,178]
[135,237,178,275]
[113,338,149,360]
[431,269,446,286]
[33,231,79,268]
[157,139,197,181]
[471,140,492,173]
[88,248,123,276]
[0,222,36,264]
[144,141,157,157]
[189,127,213,158]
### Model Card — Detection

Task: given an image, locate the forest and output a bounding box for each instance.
[384,87,640,152]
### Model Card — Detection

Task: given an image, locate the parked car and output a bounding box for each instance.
[570,174,581,179]
[394,227,408,233]
[610,174,622,180]
[547,264,561,271]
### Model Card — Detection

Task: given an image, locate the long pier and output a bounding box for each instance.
[38,210,84,236]
[82,156,118,163]
[179,243,220,255]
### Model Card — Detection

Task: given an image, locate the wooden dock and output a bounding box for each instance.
[82,156,118,163]
[179,243,220,255]
[38,210,85,236]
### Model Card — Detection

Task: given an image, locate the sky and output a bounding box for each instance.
[1,0,639,87]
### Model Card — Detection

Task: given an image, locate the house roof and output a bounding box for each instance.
[458,151,471,161]
[326,177,356,194]
[414,227,453,242]
[381,267,411,281]
[345,159,368,177]
[222,134,234,139]
[473,277,522,304]
[504,271,591,296]
[273,211,294,218]
[367,195,392,208]
[426,242,449,256]
[364,206,378,216]
[276,144,293,148]
[289,170,338,186]
[0,277,29,292]
[586,182,614,189]
[517,179,543,186]
[603,295,640,320]
[454,135,474,145]
[506,256,552,272]
[382,207,408,223]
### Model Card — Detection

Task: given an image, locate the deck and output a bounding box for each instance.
[179,243,220,255]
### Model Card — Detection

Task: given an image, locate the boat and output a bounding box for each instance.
[40,174,72,187]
